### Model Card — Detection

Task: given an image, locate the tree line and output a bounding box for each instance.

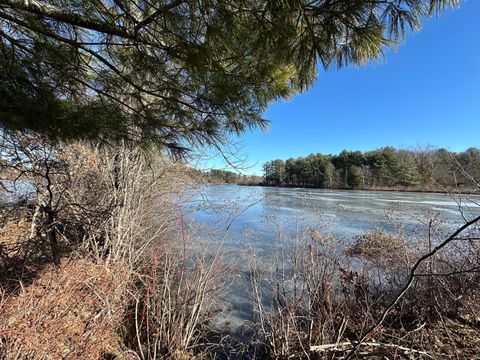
[263,147,480,191]
[197,169,261,184]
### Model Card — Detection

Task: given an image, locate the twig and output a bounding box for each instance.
[344,214,480,359]
[310,341,431,357]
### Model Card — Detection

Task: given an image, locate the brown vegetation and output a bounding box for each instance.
[248,222,480,359]
[0,131,224,359]
[0,258,129,359]
[1,131,480,359]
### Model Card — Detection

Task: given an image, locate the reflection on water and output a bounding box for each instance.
[0,180,36,204]
[183,184,480,335]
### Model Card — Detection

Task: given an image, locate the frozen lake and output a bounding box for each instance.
[188,184,480,249]
[184,184,480,336]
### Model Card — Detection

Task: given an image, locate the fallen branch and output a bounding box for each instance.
[310,341,431,357]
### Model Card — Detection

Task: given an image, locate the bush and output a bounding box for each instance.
[0,133,218,359]
[248,224,480,359]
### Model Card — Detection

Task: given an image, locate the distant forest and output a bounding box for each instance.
[262,147,480,191]
[189,168,262,184]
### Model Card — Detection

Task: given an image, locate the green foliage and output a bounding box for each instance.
[262,146,480,190]
[264,159,285,185]
[332,150,365,187]
[365,147,399,187]
[207,169,239,183]
[396,150,422,187]
[347,165,365,188]
[457,148,480,181]
[200,168,260,184]
[0,0,458,152]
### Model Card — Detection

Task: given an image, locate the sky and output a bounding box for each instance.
[202,1,480,175]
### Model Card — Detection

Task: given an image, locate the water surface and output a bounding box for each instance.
[184,185,480,335]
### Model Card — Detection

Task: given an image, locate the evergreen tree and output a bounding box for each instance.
[263,159,285,185]
[323,161,335,189]
[396,151,422,187]
[285,158,297,185]
[366,147,399,187]
[457,148,480,182]
[262,146,477,190]
[347,165,365,188]
[0,0,458,152]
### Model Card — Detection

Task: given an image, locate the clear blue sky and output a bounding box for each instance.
[202,1,480,175]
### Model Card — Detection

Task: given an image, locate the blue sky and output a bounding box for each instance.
[202,1,480,175]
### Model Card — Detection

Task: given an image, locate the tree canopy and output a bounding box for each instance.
[263,147,480,190]
[0,0,458,152]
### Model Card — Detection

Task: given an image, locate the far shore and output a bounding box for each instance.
[233,182,479,196]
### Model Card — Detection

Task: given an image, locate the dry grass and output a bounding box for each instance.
[0,257,130,359]
[347,230,413,289]
[248,223,480,359]
[0,216,33,270]
[1,134,221,359]
[124,226,230,359]
[0,219,31,246]
[0,210,51,296]
[2,133,478,359]
[348,231,407,268]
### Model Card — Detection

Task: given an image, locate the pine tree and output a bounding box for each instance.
[0,0,459,152]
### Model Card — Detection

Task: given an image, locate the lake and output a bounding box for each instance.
[184,184,480,336]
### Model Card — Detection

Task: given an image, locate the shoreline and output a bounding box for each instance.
[235,182,479,196]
